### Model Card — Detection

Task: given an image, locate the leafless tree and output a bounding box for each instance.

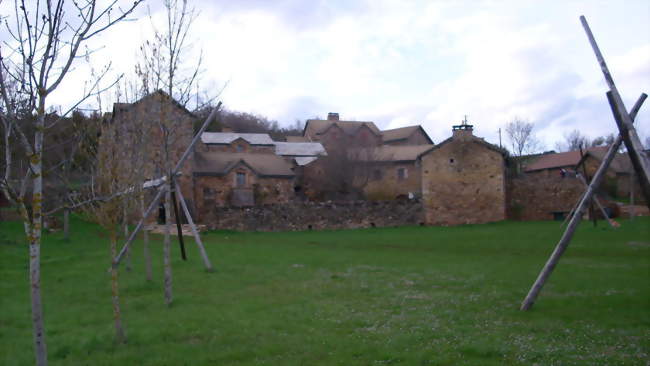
[504,117,544,156]
[0,1,143,364]
[555,129,592,152]
[80,118,144,344]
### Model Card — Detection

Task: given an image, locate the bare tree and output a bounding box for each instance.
[134,0,217,306]
[504,117,544,156]
[0,1,143,364]
[80,118,144,344]
[555,129,592,152]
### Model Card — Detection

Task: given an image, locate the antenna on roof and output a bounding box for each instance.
[452,115,473,131]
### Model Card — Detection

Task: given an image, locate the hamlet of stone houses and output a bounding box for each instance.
[2,1,649,365]
[103,90,647,232]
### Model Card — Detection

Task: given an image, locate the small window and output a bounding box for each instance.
[203,187,215,199]
[397,167,407,180]
[236,144,244,152]
[236,172,246,187]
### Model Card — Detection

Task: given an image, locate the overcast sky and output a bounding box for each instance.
[40,0,650,149]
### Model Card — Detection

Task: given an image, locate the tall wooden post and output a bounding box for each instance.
[114,103,221,267]
[520,93,646,311]
[581,16,650,205]
[174,177,213,272]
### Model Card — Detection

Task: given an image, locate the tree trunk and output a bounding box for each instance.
[163,183,173,306]
[141,194,153,281]
[63,209,70,241]
[123,205,132,272]
[110,230,126,343]
[29,111,47,366]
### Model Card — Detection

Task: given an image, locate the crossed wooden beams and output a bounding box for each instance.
[113,102,222,272]
[520,16,650,311]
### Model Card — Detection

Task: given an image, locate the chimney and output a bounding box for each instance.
[327,112,339,121]
[452,116,473,141]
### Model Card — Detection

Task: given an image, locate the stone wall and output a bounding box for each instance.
[421,133,506,226]
[507,171,584,221]
[364,161,422,200]
[194,171,294,221]
[204,199,424,231]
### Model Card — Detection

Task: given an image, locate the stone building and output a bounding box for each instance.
[294,112,434,200]
[110,90,197,215]
[420,123,507,226]
[381,125,433,146]
[356,145,433,200]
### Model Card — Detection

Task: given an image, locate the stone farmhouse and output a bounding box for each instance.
[420,123,507,226]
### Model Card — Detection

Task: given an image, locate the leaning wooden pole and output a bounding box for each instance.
[174,176,214,272]
[113,103,221,267]
[520,93,646,311]
[581,16,650,205]
[170,179,187,261]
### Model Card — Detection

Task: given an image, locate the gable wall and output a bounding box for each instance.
[421,139,505,225]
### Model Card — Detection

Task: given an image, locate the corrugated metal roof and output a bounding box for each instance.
[194,151,294,177]
[294,156,319,166]
[525,146,609,172]
[201,132,274,145]
[274,142,326,156]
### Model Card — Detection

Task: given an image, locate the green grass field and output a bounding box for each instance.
[1,217,649,365]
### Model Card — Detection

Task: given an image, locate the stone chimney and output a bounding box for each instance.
[452,116,473,141]
[327,112,339,121]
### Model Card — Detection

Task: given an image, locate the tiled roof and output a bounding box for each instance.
[201,132,274,145]
[274,142,326,157]
[351,145,434,162]
[304,119,381,138]
[194,151,294,177]
[381,126,420,142]
[525,146,609,172]
[583,149,634,174]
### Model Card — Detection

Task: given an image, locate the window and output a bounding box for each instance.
[203,187,215,199]
[373,169,382,181]
[397,167,407,180]
[236,144,244,152]
[236,172,246,187]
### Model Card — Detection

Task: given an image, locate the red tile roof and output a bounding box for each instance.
[524,146,610,172]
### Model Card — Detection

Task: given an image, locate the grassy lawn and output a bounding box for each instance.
[1,217,648,365]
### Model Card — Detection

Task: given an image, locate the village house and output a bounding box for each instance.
[109,90,197,217]
[193,132,327,221]
[420,122,507,226]
[293,112,434,200]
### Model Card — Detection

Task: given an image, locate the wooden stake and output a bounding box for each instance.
[581,16,650,204]
[174,176,213,272]
[113,103,221,267]
[170,179,187,261]
[520,93,646,311]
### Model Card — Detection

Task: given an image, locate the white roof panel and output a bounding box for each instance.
[274,142,326,156]
[201,132,274,145]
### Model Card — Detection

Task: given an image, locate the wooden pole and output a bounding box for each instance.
[520,93,646,311]
[113,103,221,267]
[630,173,635,220]
[577,174,614,228]
[174,176,213,272]
[581,16,650,204]
[170,179,187,261]
[63,208,70,241]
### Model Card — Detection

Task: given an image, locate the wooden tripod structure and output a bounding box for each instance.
[112,102,222,272]
[520,16,650,311]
